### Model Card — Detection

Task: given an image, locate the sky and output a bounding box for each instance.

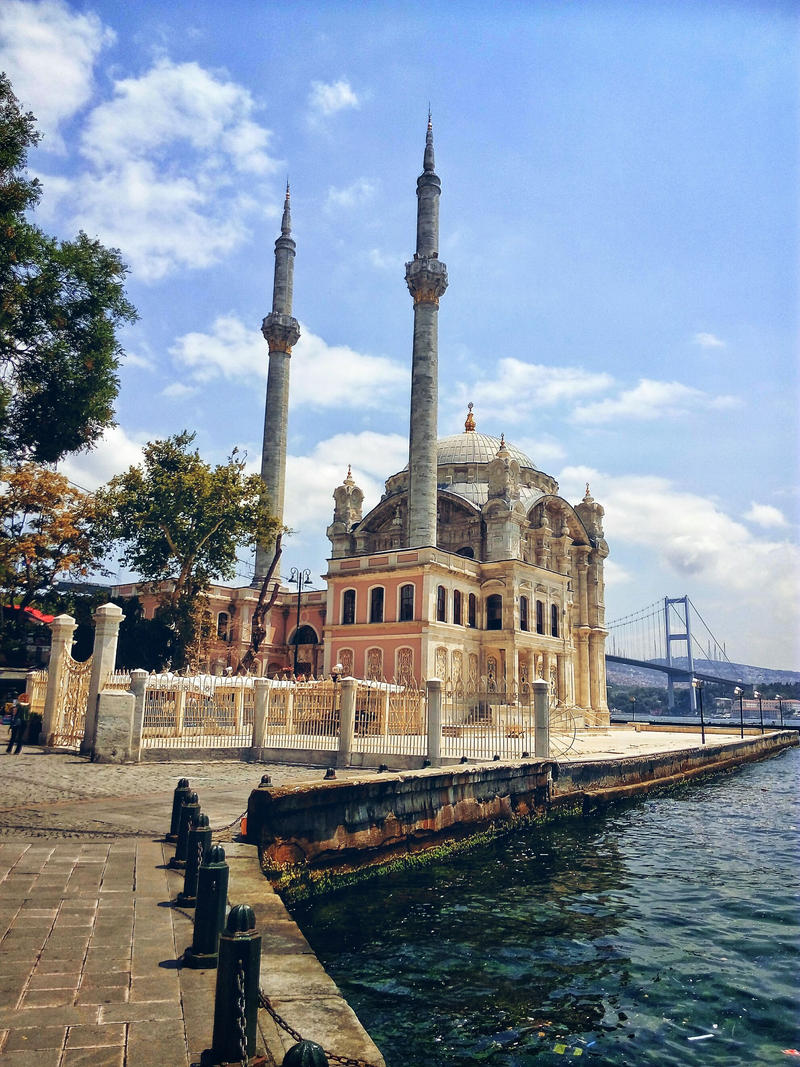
[1,0,797,669]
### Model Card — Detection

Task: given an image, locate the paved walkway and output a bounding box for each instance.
[0,729,752,1064]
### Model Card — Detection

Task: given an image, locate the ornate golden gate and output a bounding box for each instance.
[50,653,93,749]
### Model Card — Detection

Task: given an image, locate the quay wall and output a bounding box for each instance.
[247,731,797,895]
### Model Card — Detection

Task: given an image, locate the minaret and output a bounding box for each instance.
[254,184,300,583]
[405,115,448,548]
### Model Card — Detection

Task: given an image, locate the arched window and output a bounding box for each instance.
[456,546,474,558]
[342,589,356,625]
[453,589,462,626]
[396,647,414,684]
[520,596,529,632]
[551,603,559,637]
[436,585,447,622]
[217,611,229,640]
[468,593,477,628]
[366,647,383,681]
[370,586,384,623]
[293,625,318,646]
[399,583,415,622]
[536,599,544,634]
[487,594,503,630]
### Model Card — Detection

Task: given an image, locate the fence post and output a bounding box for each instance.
[285,685,294,733]
[41,614,77,746]
[533,678,549,758]
[93,689,136,763]
[234,682,245,735]
[337,677,357,768]
[82,602,125,755]
[129,669,148,762]
[426,678,443,767]
[252,678,270,753]
[174,685,186,737]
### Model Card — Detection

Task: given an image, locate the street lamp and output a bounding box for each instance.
[775,695,784,728]
[734,685,744,739]
[692,678,706,745]
[289,566,312,676]
[754,689,764,735]
[629,694,637,723]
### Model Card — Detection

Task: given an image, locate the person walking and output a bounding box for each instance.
[6,693,31,754]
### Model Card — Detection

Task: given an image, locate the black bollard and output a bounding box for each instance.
[169,790,199,869]
[211,904,262,1065]
[283,1039,328,1066]
[167,778,191,841]
[177,812,211,907]
[259,774,272,787]
[184,844,229,969]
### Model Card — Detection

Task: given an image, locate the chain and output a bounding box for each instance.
[236,959,248,1067]
[258,989,381,1067]
[196,835,205,873]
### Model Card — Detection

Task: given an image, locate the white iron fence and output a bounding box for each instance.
[134,672,576,761]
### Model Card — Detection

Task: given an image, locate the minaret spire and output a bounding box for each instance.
[405,116,448,548]
[254,186,301,584]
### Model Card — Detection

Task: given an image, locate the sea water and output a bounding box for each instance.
[292,747,799,1065]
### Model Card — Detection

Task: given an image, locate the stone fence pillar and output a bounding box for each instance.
[41,613,77,745]
[533,678,549,759]
[426,678,442,767]
[82,602,125,754]
[337,677,357,769]
[252,678,270,753]
[129,669,148,762]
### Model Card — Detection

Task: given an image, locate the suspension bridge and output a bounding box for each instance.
[605,595,747,712]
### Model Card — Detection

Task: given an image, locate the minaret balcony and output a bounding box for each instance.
[405,257,448,304]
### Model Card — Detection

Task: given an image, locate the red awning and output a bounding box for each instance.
[3,605,56,624]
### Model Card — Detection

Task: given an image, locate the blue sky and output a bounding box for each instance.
[1,0,797,668]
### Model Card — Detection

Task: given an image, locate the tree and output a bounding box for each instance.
[99,431,282,669]
[0,73,137,464]
[0,462,108,662]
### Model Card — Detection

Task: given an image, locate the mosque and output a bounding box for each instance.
[115,121,610,725]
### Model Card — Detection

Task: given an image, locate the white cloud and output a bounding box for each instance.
[693,332,726,349]
[559,464,800,667]
[285,432,408,536]
[170,315,407,410]
[161,382,199,399]
[325,178,377,211]
[58,425,145,490]
[744,502,788,528]
[457,359,614,424]
[40,59,278,281]
[369,247,404,271]
[0,0,113,143]
[572,378,739,424]
[308,78,360,117]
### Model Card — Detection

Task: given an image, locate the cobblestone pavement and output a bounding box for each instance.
[0,747,351,838]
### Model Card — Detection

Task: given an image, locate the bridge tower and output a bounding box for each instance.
[664,595,697,712]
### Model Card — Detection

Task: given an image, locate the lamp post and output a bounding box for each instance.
[289,567,312,676]
[629,694,637,723]
[692,678,706,745]
[734,685,744,739]
[775,695,784,728]
[754,689,764,735]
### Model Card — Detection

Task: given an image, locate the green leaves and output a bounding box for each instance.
[0,74,136,464]
[99,431,282,669]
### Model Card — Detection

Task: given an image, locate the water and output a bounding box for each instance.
[291,748,799,1065]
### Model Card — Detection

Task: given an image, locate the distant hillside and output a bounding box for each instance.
[606,656,800,689]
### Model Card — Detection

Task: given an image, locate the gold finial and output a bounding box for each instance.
[464,401,475,432]
[344,464,353,484]
[584,482,592,500]
[428,104,432,130]
[500,433,505,447]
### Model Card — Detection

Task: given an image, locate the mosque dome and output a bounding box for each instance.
[386,405,559,506]
[435,431,537,470]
